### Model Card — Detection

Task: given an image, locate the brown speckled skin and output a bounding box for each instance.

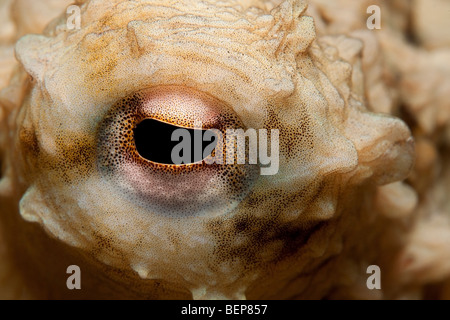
[0,0,448,299]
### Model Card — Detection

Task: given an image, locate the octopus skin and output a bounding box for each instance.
[0,0,448,300]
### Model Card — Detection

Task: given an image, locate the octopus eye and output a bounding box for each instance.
[97,86,259,217]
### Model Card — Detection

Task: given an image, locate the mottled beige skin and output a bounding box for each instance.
[0,0,447,299]
[309,0,450,298]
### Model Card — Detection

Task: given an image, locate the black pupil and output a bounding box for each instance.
[133,119,217,165]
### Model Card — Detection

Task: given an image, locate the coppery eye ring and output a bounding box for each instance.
[133,118,214,165]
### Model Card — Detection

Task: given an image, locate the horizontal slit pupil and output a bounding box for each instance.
[133,118,216,165]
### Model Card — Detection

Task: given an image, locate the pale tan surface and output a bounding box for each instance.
[0,0,448,299]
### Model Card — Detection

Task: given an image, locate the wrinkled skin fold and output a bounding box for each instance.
[0,0,448,299]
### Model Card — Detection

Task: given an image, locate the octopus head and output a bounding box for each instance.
[3,0,414,299]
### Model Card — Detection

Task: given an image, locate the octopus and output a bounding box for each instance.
[0,0,449,300]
